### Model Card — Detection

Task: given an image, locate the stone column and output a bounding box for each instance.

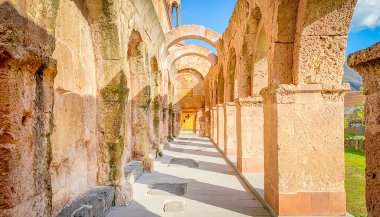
[348,43,380,216]
[212,107,218,143]
[216,104,225,149]
[204,110,210,137]
[198,109,205,137]
[236,97,264,173]
[210,108,214,140]
[173,107,181,137]
[261,84,347,216]
[223,102,237,156]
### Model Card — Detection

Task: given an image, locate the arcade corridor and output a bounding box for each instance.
[107,133,270,217]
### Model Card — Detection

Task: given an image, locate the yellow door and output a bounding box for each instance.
[181,113,195,131]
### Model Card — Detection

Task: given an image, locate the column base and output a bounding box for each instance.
[265,191,346,216]
[237,157,264,173]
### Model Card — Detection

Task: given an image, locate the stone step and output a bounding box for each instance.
[56,186,114,217]
[124,160,143,183]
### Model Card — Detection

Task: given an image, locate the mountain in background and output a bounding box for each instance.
[343,61,363,91]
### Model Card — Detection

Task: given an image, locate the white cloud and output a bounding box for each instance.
[351,0,380,31]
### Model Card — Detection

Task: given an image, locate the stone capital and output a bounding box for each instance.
[260,84,349,104]
[223,102,236,107]
[235,97,263,107]
[216,104,224,108]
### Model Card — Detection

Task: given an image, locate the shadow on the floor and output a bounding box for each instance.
[176,137,211,143]
[172,141,213,148]
[135,170,267,216]
[166,146,221,158]
[155,155,234,175]
[107,201,161,217]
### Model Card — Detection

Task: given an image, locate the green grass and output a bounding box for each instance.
[345,132,365,140]
[345,148,367,217]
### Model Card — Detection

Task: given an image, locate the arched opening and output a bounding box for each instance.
[167,44,217,67]
[226,49,237,102]
[127,30,153,171]
[217,67,225,104]
[171,1,180,28]
[240,7,262,97]
[174,69,205,133]
[165,25,221,52]
[252,19,268,97]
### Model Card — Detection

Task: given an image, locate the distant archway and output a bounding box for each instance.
[167,44,217,67]
[165,25,221,51]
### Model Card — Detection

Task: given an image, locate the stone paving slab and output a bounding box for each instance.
[106,133,270,217]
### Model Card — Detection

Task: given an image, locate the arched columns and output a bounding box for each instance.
[224,102,237,156]
[216,104,225,149]
[236,97,264,173]
[261,84,348,216]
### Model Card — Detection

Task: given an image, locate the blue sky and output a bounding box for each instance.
[180,0,380,56]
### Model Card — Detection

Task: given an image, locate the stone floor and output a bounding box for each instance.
[106,132,270,217]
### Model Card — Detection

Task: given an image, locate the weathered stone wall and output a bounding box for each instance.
[0,1,58,216]
[0,0,174,216]
[50,0,98,213]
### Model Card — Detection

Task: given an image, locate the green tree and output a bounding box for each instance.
[352,87,365,125]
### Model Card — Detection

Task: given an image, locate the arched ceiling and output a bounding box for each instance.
[174,55,211,77]
[165,25,221,51]
[167,44,217,67]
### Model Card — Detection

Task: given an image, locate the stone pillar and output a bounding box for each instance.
[210,108,214,140]
[236,97,264,173]
[216,104,225,149]
[223,102,237,156]
[198,109,205,137]
[212,107,218,143]
[261,84,347,216]
[348,43,380,216]
[173,107,181,137]
[204,110,210,137]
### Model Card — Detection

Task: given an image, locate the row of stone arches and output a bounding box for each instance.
[203,0,360,216]
[0,1,179,216]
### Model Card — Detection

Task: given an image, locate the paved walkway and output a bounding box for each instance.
[107,133,270,217]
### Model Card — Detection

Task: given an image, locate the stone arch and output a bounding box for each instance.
[165,25,221,51]
[167,44,217,67]
[174,68,205,110]
[174,55,212,77]
[127,30,152,170]
[177,68,204,80]
[267,0,300,85]
[293,0,357,86]
[217,66,225,104]
[226,48,237,102]
[252,19,269,96]
[239,7,262,97]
